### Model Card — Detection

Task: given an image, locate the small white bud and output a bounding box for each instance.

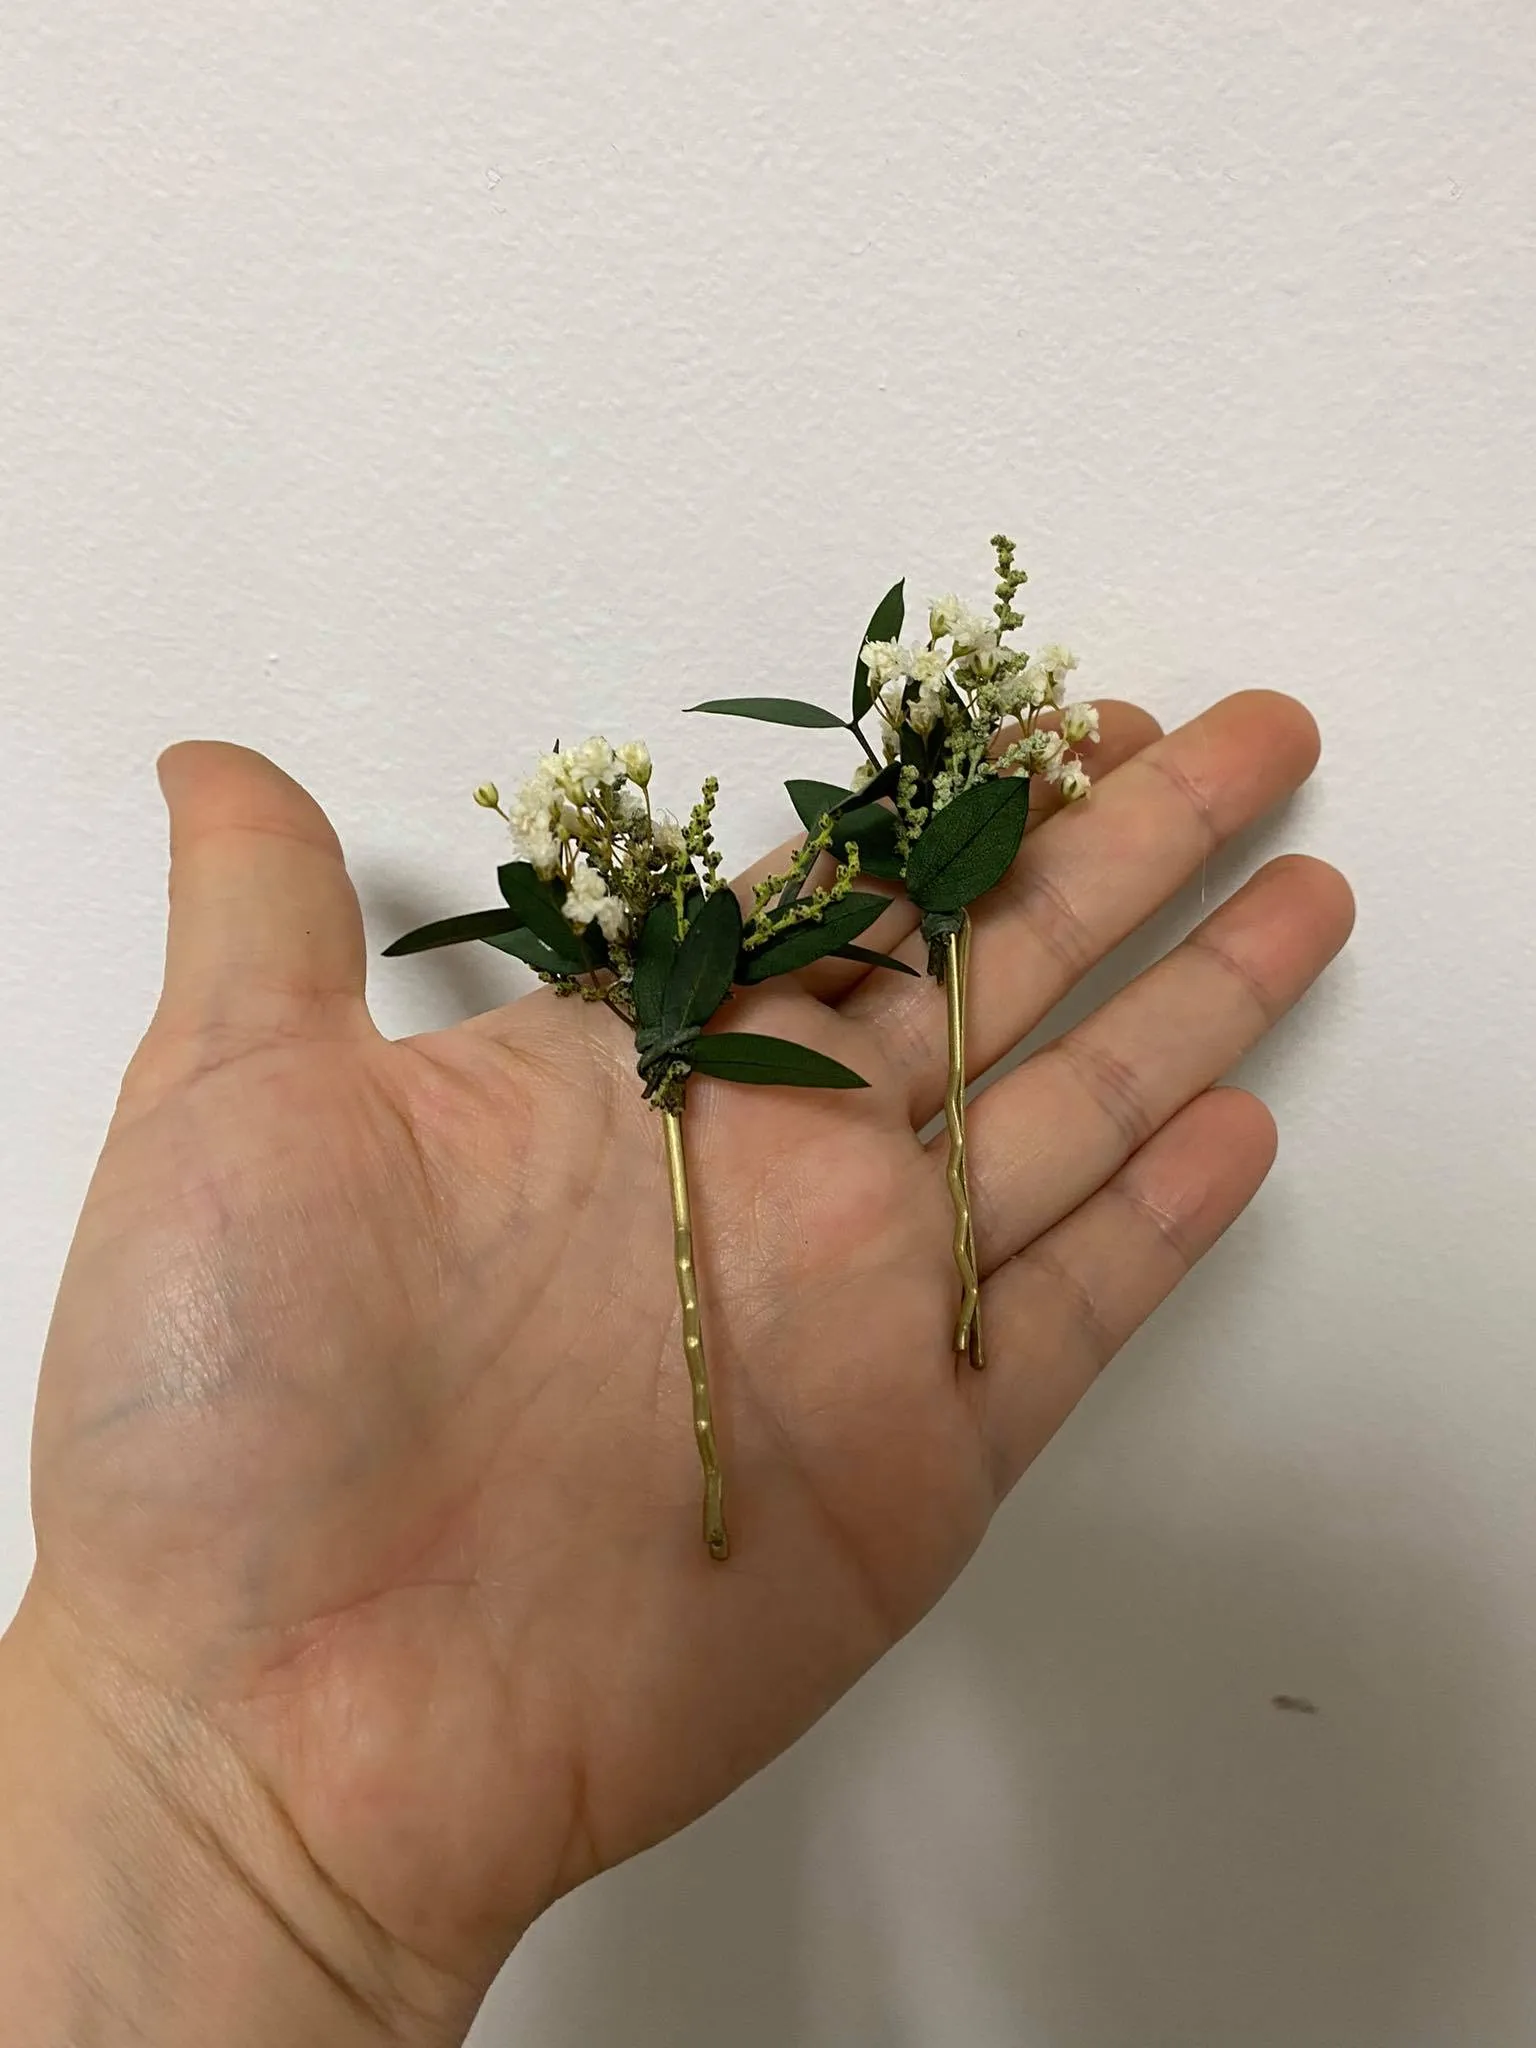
[1061,702,1100,746]
[616,740,652,787]
[473,782,502,810]
[1030,728,1066,774]
[929,593,962,639]
[877,680,907,725]
[1031,644,1078,705]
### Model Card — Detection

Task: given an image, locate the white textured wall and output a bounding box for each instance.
[3,4,1533,2042]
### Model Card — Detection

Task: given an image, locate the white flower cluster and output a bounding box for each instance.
[985,642,1079,716]
[861,606,1098,803]
[1006,722,1093,797]
[563,858,629,940]
[928,594,999,652]
[865,639,953,734]
[502,734,672,941]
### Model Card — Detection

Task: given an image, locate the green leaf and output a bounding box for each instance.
[662,887,743,1033]
[497,861,587,966]
[848,760,902,807]
[833,942,919,976]
[786,779,854,831]
[688,1031,869,1089]
[632,900,681,1030]
[898,717,932,773]
[686,696,846,729]
[578,922,612,972]
[777,780,844,906]
[905,776,1032,914]
[483,927,577,976]
[785,764,901,828]
[735,891,890,983]
[783,777,902,879]
[838,805,903,878]
[383,906,524,958]
[850,578,905,722]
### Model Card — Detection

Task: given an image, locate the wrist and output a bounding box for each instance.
[0,1590,474,2048]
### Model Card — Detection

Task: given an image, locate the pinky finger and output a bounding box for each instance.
[976,1085,1278,1499]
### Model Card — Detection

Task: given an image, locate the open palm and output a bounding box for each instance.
[18,691,1350,2021]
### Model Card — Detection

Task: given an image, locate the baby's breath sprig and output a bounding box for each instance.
[689,537,1100,1370]
[386,734,910,1561]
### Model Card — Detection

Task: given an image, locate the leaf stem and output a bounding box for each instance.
[943,918,986,1370]
[661,1108,730,1559]
[849,718,882,769]
[600,986,636,1026]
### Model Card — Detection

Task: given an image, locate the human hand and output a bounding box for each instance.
[1,691,1351,2042]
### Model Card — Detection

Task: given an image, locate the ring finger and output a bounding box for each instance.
[955,853,1354,1271]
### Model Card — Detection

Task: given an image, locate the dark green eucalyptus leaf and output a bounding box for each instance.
[838,804,903,879]
[632,899,681,1030]
[834,942,919,977]
[497,861,587,965]
[776,781,846,911]
[688,1031,869,1089]
[686,696,846,729]
[786,778,854,830]
[662,887,743,1033]
[383,906,524,958]
[783,777,902,879]
[785,768,904,826]
[794,761,901,823]
[905,776,1032,914]
[735,892,889,983]
[635,1019,698,1065]
[577,920,611,972]
[850,578,906,722]
[848,760,902,807]
[898,717,931,773]
[483,927,577,976]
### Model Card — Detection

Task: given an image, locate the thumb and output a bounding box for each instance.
[150,741,372,1052]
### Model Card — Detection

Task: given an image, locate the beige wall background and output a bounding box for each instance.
[2,3,1533,2041]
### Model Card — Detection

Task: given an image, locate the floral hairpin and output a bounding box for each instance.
[384,736,912,1559]
[690,535,1098,1369]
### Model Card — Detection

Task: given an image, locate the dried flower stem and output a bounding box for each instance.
[661,1108,730,1559]
[944,917,986,1370]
